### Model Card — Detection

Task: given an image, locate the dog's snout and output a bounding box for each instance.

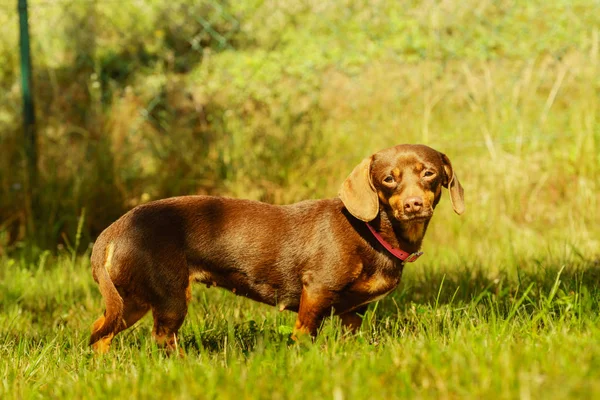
[404,196,423,214]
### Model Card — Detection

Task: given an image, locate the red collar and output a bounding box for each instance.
[365,223,423,263]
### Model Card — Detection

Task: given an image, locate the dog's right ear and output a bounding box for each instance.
[338,156,379,222]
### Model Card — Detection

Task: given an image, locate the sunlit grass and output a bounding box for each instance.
[1,249,600,399]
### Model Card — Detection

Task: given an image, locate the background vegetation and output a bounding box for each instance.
[0,0,599,398]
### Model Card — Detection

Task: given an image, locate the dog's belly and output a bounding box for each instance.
[190,267,302,311]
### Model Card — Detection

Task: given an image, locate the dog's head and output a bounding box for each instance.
[339,144,464,224]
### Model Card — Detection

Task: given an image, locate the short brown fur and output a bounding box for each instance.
[89,144,464,353]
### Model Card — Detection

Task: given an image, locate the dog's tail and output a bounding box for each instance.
[89,242,124,346]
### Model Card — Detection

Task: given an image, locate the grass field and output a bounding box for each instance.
[1,0,600,398]
[1,243,600,399]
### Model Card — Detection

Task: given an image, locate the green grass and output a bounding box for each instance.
[1,0,600,398]
[2,247,600,399]
[1,0,599,248]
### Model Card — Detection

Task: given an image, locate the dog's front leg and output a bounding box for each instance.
[292,285,336,340]
[339,305,368,333]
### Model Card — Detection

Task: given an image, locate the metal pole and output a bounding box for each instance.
[18,0,38,231]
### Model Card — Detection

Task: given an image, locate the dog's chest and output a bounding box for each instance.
[341,267,403,311]
[355,272,399,295]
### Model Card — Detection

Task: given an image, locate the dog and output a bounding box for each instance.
[89,144,464,353]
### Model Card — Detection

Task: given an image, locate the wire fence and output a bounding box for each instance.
[1,0,251,246]
[2,0,242,116]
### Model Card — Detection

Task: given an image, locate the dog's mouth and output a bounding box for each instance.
[404,215,431,222]
[393,210,433,222]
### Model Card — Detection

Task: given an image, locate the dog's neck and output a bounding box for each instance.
[372,210,430,254]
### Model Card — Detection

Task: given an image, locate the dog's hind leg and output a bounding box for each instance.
[150,282,191,356]
[91,295,150,353]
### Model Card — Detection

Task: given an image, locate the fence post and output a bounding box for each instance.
[18,0,38,233]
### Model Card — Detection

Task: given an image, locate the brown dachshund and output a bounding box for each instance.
[89,144,464,353]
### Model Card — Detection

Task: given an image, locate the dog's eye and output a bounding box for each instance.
[383,175,394,184]
[423,171,435,178]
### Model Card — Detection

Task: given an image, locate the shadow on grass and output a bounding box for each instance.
[375,256,600,320]
[403,258,599,302]
[114,257,600,355]
[179,321,293,355]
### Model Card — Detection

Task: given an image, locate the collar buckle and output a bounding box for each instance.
[403,251,423,263]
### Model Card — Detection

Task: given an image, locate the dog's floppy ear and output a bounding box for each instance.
[338,156,379,221]
[440,153,465,215]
